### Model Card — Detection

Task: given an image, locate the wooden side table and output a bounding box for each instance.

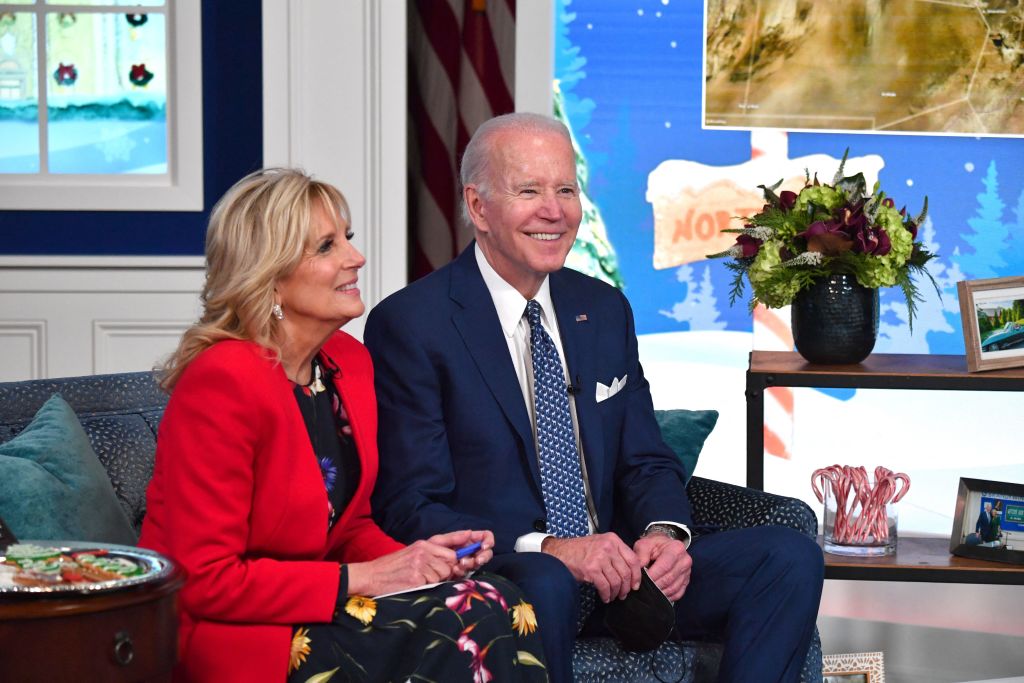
[746,351,1024,491]
[0,561,183,682]
[821,536,1024,585]
[746,351,1024,585]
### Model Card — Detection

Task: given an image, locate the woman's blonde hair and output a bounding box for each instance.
[160,167,350,390]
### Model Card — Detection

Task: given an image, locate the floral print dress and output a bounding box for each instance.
[286,359,548,683]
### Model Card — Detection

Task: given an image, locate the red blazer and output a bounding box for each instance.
[139,331,404,682]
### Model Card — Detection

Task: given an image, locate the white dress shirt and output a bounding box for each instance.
[475,245,597,551]
[475,245,690,552]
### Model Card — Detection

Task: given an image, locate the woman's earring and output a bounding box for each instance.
[271,303,284,320]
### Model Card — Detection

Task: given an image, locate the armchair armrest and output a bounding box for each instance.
[686,476,818,540]
[682,476,824,683]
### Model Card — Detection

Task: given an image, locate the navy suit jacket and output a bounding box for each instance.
[976,510,996,541]
[365,244,693,554]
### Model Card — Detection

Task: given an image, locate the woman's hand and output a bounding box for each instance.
[346,529,495,596]
[440,529,494,577]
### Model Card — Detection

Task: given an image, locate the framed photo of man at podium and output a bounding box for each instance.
[950,477,1024,565]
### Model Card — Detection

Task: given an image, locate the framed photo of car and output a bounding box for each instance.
[949,477,1024,566]
[822,651,885,682]
[957,276,1024,372]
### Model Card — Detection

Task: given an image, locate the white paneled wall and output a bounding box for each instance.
[0,321,46,381]
[0,259,204,380]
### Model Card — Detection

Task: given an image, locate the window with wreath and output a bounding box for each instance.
[0,0,201,210]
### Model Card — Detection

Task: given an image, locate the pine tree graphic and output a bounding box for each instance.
[959,160,1008,279]
[659,264,726,331]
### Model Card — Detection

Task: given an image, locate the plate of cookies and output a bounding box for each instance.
[0,541,174,594]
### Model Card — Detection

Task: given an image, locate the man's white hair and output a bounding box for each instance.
[459,112,572,229]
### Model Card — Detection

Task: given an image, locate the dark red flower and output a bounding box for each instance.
[779,190,797,211]
[836,203,868,233]
[798,220,854,256]
[854,226,892,256]
[735,233,762,258]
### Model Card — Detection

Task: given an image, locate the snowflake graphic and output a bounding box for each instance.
[97,132,136,163]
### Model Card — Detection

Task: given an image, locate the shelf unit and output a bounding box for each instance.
[746,351,1024,584]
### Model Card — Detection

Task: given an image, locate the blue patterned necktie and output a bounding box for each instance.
[525,299,594,628]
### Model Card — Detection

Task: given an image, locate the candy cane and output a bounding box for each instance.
[811,466,840,503]
[814,465,911,546]
[892,472,911,503]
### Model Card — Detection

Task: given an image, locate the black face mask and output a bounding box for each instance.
[602,567,676,653]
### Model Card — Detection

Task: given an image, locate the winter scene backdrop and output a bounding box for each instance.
[555,0,1024,536]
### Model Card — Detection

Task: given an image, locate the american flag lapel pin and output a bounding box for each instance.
[575,314,588,322]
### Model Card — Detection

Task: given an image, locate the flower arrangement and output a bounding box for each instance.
[709,150,938,328]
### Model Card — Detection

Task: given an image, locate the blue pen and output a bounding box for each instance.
[455,541,483,559]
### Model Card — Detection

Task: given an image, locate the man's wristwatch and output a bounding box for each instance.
[643,523,682,541]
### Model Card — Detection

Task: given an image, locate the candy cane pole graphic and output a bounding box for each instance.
[750,130,794,460]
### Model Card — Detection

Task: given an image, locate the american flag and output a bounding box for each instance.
[408,0,516,279]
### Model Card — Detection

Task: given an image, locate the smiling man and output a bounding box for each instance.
[365,113,823,683]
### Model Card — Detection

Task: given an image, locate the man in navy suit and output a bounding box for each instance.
[976,502,996,542]
[366,113,823,683]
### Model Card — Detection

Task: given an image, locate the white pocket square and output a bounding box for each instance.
[595,375,627,403]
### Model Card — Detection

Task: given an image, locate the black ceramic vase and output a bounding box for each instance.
[791,274,879,364]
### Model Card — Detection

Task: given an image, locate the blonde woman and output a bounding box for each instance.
[140,168,547,682]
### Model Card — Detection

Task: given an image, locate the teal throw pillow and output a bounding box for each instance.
[0,393,136,544]
[654,409,719,482]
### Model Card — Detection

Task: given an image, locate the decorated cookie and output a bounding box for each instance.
[3,543,61,567]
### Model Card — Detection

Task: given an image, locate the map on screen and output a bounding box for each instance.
[703,0,1024,136]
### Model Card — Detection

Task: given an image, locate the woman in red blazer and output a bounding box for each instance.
[139,169,547,682]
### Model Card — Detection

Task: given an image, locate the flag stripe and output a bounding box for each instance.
[486,0,517,98]
[409,0,516,276]
[415,0,461,96]
[458,52,499,140]
[409,76,459,259]
[410,3,460,153]
[416,172,458,267]
[462,5,515,115]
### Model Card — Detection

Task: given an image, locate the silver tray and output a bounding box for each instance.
[0,541,174,595]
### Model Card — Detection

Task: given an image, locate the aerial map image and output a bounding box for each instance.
[704,0,1024,135]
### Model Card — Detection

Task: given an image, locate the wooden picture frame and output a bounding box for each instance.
[950,477,1024,565]
[957,276,1024,372]
[822,651,885,682]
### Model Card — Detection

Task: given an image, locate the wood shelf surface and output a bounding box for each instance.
[750,351,1024,382]
[821,537,1024,584]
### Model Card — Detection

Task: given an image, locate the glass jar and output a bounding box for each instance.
[823,482,898,556]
